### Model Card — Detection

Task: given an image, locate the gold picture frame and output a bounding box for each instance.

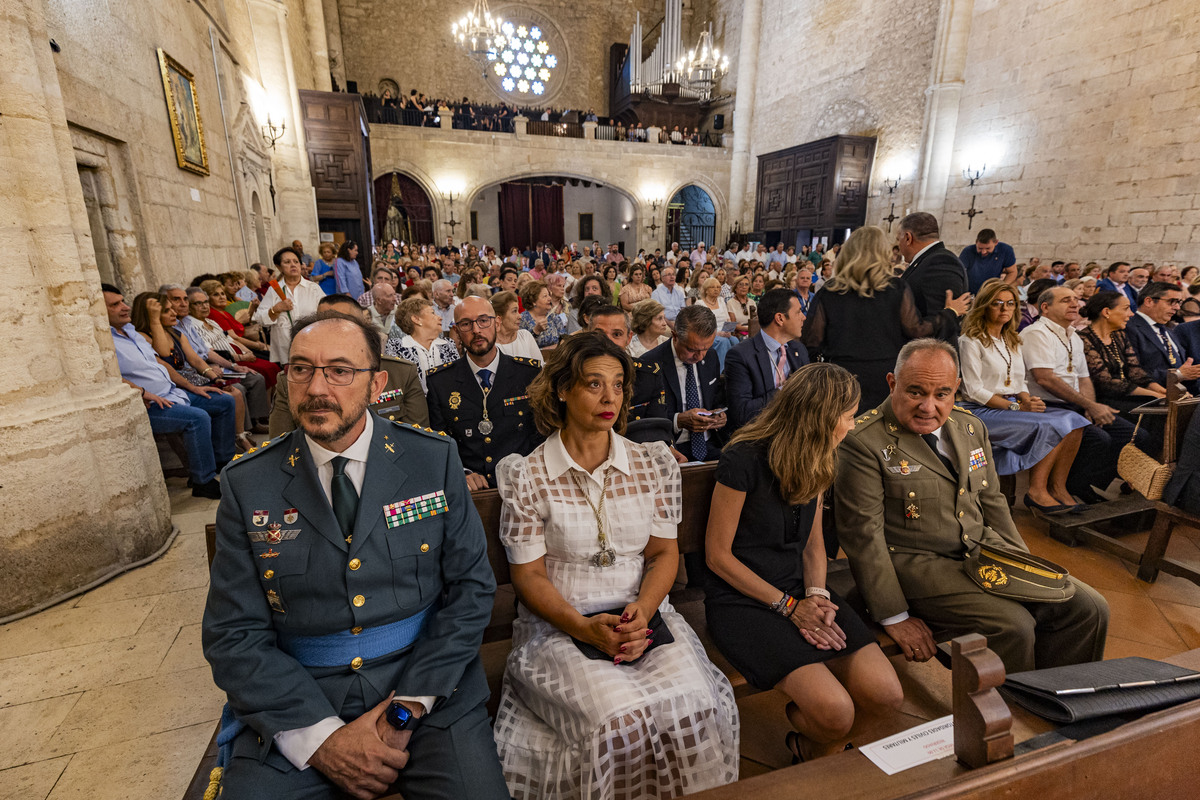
[157,48,210,176]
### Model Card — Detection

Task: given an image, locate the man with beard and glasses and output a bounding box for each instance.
[204,310,507,800]
[267,294,428,437]
[426,295,544,489]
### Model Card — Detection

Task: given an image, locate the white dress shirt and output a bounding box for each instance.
[253,278,325,363]
[958,335,1029,404]
[671,350,710,449]
[1021,317,1090,400]
[273,413,434,770]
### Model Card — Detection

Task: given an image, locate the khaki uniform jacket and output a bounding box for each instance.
[834,398,1026,622]
[269,355,430,438]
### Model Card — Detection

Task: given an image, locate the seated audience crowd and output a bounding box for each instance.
[102,216,1199,798]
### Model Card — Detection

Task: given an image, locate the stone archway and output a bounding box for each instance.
[666,185,717,253]
[373,172,435,246]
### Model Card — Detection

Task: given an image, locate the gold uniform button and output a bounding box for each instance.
[349,558,361,571]
[982,480,989,488]
[484,437,492,443]
[351,626,363,635]
[958,488,965,495]
[908,491,916,498]
[388,415,396,420]
[353,594,365,607]
[888,546,895,552]
[958,511,965,518]
[263,570,275,579]
[962,533,970,542]
[420,543,430,553]
[485,456,493,463]
[351,657,363,670]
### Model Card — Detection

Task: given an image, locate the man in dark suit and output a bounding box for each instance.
[896,212,970,341]
[1095,261,1139,311]
[426,296,544,489]
[1175,317,1200,363]
[204,311,507,799]
[644,304,727,460]
[268,294,428,437]
[725,289,809,431]
[1125,282,1200,392]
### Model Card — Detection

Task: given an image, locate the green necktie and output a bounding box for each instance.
[331,456,359,538]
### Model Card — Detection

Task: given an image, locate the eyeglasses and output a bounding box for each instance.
[285,363,375,385]
[453,315,496,333]
[989,300,1017,308]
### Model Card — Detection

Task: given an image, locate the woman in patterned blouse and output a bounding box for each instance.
[1078,290,1166,414]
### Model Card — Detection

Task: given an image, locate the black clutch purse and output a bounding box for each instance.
[570,606,674,664]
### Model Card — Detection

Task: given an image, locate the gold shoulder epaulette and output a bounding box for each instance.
[425,362,453,376]
[953,404,975,416]
[511,356,542,368]
[381,353,416,367]
[401,421,450,439]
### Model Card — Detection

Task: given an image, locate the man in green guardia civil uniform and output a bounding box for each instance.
[835,338,1108,674]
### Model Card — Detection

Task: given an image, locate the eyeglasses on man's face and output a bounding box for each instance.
[285,363,374,385]
[453,315,496,333]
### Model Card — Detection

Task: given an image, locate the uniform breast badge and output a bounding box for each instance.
[881,444,896,462]
[376,389,404,403]
[252,510,269,527]
[478,418,494,435]
[969,448,987,471]
[284,508,298,524]
[888,460,921,474]
[248,525,300,544]
[906,503,921,520]
[967,422,976,436]
[384,491,449,529]
[259,549,280,558]
[266,589,286,613]
[449,391,461,410]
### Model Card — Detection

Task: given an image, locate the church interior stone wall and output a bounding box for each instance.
[940,0,1200,262]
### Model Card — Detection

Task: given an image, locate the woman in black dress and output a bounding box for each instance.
[704,362,903,761]
[801,226,968,413]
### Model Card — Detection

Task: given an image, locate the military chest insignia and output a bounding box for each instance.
[969,448,987,471]
[284,508,298,524]
[449,391,462,410]
[259,548,280,558]
[384,491,449,529]
[881,444,896,461]
[385,443,395,453]
[502,395,529,406]
[888,460,922,474]
[247,527,300,544]
[252,510,269,527]
[377,388,404,403]
[905,503,921,520]
[888,423,898,432]
[288,454,299,467]
[266,589,285,614]
[478,419,494,435]
[968,422,976,436]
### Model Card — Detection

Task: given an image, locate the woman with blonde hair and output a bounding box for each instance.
[802,226,968,412]
[698,277,735,367]
[959,279,1089,512]
[705,363,902,762]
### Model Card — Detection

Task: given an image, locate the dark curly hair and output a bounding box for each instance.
[527,331,634,436]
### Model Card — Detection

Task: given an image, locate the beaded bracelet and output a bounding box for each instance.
[770,592,798,618]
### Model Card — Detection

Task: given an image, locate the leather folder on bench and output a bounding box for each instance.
[1000,656,1200,723]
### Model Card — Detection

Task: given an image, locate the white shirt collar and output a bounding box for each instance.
[910,240,940,264]
[467,350,501,381]
[543,429,631,482]
[1136,310,1161,329]
[305,411,374,470]
[1034,315,1077,338]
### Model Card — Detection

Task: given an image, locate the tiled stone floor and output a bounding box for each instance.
[1,479,1198,799]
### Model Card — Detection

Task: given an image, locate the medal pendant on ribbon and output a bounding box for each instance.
[478,418,494,435]
[591,547,617,568]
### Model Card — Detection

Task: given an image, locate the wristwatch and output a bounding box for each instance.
[1008,400,1021,411]
[386,700,418,732]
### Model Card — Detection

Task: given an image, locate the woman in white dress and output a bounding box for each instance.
[384,295,459,391]
[494,332,739,800]
[252,246,324,363]
[492,291,545,361]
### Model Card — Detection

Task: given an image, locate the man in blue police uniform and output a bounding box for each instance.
[426,296,543,489]
[203,311,507,800]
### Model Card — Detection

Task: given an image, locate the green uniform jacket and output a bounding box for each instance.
[834,398,1026,622]
[268,355,429,438]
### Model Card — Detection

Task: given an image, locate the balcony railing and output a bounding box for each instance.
[527,120,584,138]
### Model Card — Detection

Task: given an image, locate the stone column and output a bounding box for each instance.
[248,0,319,246]
[914,0,976,219]
[727,0,762,231]
[0,0,173,620]
[303,0,332,92]
[321,0,347,91]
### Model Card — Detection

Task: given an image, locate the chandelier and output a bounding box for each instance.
[451,0,504,66]
[674,24,729,102]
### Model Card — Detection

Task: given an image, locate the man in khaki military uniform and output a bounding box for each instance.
[835,339,1108,673]
[269,294,429,437]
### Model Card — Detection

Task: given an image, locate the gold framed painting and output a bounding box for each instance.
[157,48,210,176]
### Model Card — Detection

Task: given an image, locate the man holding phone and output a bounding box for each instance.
[644,305,728,461]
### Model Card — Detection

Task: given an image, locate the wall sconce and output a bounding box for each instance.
[962,164,986,187]
[883,176,901,195]
[262,114,286,150]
